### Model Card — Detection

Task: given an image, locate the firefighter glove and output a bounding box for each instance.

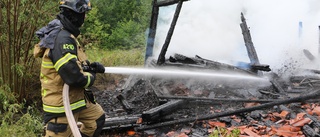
[90,62,105,73]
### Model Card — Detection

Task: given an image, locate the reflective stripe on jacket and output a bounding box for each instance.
[34,29,94,117]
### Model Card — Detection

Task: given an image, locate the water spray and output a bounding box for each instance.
[104,67,269,82]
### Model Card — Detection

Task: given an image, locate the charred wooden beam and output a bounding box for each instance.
[194,55,256,75]
[156,0,189,7]
[298,109,320,129]
[142,99,185,122]
[240,12,261,74]
[116,94,133,113]
[270,79,286,94]
[170,54,199,64]
[157,1,183,65]
[302,125,320,137]
[145,0,159,64]
[135,89,320,131]
[251,64,271,72]
[103,115,141,128]
[158,95,278,103]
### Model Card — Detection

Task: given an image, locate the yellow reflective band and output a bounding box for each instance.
[40,73,48,83]
[43,99,86,113]
[84,72,91,88]
[42,89,47,97]
[42,61,54,68]
[54,53,77,71]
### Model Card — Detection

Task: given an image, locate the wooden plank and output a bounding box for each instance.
[145,0,159,64]
[104,115,141,127]
[270,79,286,94]
[157,1,184,65]
[142,99,185,122]
[240,12,261,74]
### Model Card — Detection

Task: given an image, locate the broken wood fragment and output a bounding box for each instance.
[116,94,133,113]
[298,109,320,129]
[145,0,159,63]
[103,115,141,128]
[302,125,320,137]
[250,64,271,72]
[194,55,256,75]
[157,1,184,65]
[142,99,185,122]
[240,12,261,74]
[270,79,286,94]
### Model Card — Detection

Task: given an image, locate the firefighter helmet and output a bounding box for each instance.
[59,0,91,13]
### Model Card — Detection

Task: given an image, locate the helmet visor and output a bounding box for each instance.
[76,0,91,13]
[60,0,92,13]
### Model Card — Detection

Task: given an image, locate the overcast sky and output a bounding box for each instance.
[152,0,320,73]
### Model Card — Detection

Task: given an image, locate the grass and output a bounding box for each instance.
[86,48,146,90]
[86,48,145,67]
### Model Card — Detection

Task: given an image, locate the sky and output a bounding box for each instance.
[152,0,320,74]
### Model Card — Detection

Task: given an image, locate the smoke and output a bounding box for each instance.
[152,0,320,74]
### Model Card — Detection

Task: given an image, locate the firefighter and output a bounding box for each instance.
[34,0,105,136]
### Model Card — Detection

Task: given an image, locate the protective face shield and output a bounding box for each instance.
[59,0,91,13]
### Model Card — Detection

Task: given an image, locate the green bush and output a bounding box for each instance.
[0,86,43,136]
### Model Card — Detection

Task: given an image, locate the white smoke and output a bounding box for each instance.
[152,0,320,74]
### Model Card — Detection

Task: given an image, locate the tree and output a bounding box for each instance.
[87,0,153,49]
[0,0,58,102]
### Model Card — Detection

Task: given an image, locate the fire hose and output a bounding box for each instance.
[63,84,81,137]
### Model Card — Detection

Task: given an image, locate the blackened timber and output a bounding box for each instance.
[298,109,320,129]
[270,79,286,94]
[116,94,133,113]
[302,125,320,137]
[145,0,159,64]
[240,12,261,74]
[194,55,256,75]
[156,0,189,7]
[135,89,320,131]
[157,1,183,65]
[158,95,277,103]
[142,99,185,122]
[103,115,141,127]
[250,64,271,72]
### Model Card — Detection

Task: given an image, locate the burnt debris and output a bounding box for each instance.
[98,1,320,136]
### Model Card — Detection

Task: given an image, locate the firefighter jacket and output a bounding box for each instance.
[34,14,95,123]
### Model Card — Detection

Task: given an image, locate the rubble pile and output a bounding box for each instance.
[94,54,320,137]
[94,1,320,136]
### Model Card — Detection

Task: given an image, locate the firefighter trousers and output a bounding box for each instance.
[44,101,105,137]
